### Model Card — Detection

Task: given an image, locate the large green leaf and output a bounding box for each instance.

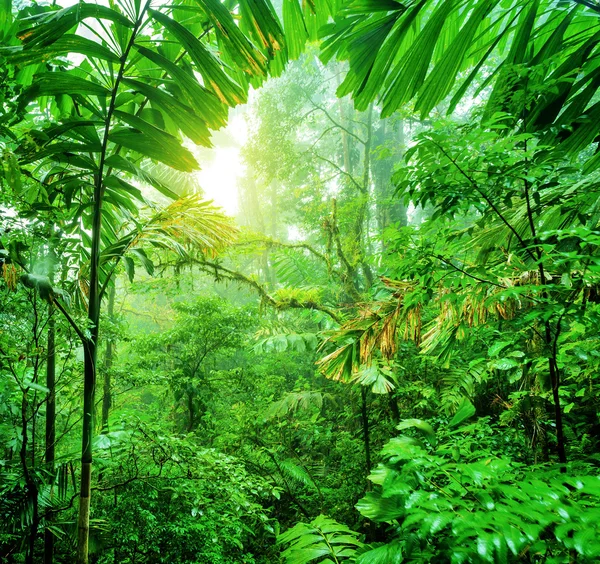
[237,0,286,55]
[355,541,403,564]
[110,112,199,173]
[3,35,120,64]
[333,12,400,100]
[449,399,476,427]
[20,72,110,107]
[283,0,308,60]
[19,141,101,166]
[133,44,228,130]
[149,9,247,106]
[103,154,180,199]
[17,4,133,48]
[120,78,212,147]
[195,0,269,75]
[381,0,458,117]
[415,0,496,116]
[316,0,600,150]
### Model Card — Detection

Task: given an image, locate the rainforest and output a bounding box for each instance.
[2,0,600,562]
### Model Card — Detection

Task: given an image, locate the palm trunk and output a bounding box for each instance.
[44,305,56,564]
[76,11,147,562]
[101,284,116,432]
[77,342,97,564]
[360,387,371,476]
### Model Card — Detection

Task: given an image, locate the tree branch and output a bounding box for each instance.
[165,257,343,324]
[431,141,538,263]
[316,155,365,193]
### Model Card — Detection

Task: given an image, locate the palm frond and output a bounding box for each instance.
[264,390,327,420]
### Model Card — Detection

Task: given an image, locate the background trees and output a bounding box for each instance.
[3,0,600,563]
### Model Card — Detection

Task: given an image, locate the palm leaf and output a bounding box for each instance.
[316,0,600,156]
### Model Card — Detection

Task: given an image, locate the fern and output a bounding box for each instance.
[278,458,315,489]
[278,514,363,564]
[440,359,488,413]
[271,247,328,287]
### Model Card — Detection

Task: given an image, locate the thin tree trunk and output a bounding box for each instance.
[187,390,195,432]
[522,170,567,469]
[101,284,116,432]
[21,390,38,564]
[24,295,42,564]
[388,394,400,424]
[360,387,371,476]
[335,86,353,176]
[547,332,567,467]
[77,10,146,561]
[44,305,56,564]
[359,104,374,288]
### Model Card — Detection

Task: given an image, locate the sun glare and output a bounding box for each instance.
[193,110,248,217]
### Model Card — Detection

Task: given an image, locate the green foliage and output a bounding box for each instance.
[278,514,363,564]
[129,296,253,432]
[5,0,600,562]
[318,0,600,141]
[92,427,277,564]
[357,419,600,563]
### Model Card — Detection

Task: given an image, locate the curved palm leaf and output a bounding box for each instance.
[311,0,600,159]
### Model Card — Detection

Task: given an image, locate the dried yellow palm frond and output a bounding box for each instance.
[404,304,422,345]
[318,280,423,386]
[317,342,356,383]
[379,309,399,358]
[2,263,19,291]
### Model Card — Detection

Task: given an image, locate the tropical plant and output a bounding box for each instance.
[1,0,287,560]
[356,413,600,563]
[278,514,363,564]
[316,0,600,140]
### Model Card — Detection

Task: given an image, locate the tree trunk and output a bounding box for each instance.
[388,394,400,425]
[77,341,96,564]
[76,8,146,561]
[360,387,371,476]
[44,305,56,564]
[548,347,567,468]
[335,87,353,176]
[21,390,38,564]
[187,390,195,432]
[358,103,374,289]
[101,284,116,432]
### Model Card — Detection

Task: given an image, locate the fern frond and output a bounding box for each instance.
[271,247,328,287]
[278,515,363,564]
[278,458,314,488]
[440,360,489,413]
